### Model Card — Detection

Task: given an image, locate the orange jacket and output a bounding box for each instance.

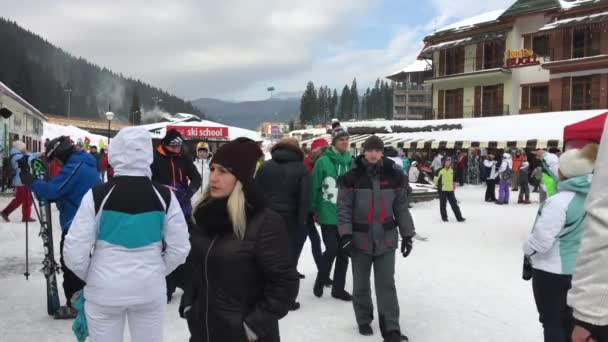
[512,155,526,172]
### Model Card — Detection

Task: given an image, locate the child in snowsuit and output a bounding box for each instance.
[524,143,598,342]
[434,158,465,222]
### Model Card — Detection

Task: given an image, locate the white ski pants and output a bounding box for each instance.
[85,298,165,342]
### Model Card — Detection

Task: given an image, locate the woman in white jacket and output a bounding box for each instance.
[483,154,498,202]
[64,127,190,342]
[192,141,211,205]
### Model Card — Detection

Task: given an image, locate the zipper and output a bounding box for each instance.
[205,236,218,342]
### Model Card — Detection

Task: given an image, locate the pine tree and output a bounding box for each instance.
[317,86,327,124]
[350,78,359,119]
[330,89,338,119]
[129,90,142,125]
[339,85,352,120]
[300,81,317,125]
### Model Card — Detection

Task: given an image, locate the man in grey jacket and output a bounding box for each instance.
[568,120,608,342]
[338,135,415,342]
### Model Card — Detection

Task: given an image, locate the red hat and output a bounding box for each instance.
[311,138,329,151]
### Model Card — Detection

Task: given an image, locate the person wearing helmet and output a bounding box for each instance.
[19,135,101,316]
[193,141,211,202]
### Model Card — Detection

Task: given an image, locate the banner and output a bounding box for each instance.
[167,125,229,140]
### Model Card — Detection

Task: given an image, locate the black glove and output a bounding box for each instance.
[340,235,353,257]
[522,255,533,281]
[401,237,413,258]
[20,170,35,186]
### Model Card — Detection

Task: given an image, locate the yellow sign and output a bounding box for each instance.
[507,49,534,59]
[506,49,539,68]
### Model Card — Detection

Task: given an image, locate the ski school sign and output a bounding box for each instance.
[166,125,229,140]
[505,49,540,68]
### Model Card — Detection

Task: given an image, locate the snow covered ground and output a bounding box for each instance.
[0,186,543,341]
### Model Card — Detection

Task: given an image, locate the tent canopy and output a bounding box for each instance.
[563,112,608,144]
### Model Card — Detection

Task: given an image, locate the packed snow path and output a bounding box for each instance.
[0,186,543,341]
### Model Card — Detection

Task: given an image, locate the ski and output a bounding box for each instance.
[30,159,61,316]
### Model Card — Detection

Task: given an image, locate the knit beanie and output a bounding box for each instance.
[162,129,184,146]
[559,143,599,179]
[311,138,329,151]
[363,135,384,151]
[211,139,263,188]
[331,126,349,145]
[12,140,26,152]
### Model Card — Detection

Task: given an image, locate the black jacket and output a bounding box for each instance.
[184,194,299,342]
[151,144,202,216]
[254,142,311,230]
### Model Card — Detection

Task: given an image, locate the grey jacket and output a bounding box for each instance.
[337,156,415,256]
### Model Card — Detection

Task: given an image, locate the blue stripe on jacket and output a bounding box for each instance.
[99,210,165,249]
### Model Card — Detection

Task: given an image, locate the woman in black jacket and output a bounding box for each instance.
[181,139,299,342]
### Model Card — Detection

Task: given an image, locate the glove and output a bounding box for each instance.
[179,305,191,319]
[20,170,35,186]
[401,237,413,258]
[339,235,353,257]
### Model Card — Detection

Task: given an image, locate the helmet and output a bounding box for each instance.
[45,136,75,163]
[197,142,209,151]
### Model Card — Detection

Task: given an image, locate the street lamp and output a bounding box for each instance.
[105,111,114,145]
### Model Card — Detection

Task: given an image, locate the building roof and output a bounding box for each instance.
[558,0,608,10]
[0,81,47,121]
[540,9,608,30]
[419,31,506,58]
[431,9,505,36]
[500,0,560,18]
[386,60,432,80]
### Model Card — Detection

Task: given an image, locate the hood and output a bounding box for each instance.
[502,153,511,160]
[542,152,560,179]
[558,174,592,195]
[109,127,153,178]
[271,141,304,162]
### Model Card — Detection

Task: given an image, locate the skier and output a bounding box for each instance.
[568,124,608,342]
[150,129,201,302]
[434,158,465,222]
[338,135,414,342]
[455,150,466,186]
[483,154,498,202]
[311,126,353,301]
[1,140,41,222]
[512,150,526,191]
[409,161,420,184]
[88,145,102,180]
[255,138,311,310]
[192,141,211,203]
[431,153,443,176]
[63,127,190,342]
[518,161,531,204]
[20,136,100,317]
[496,153,513,205]
[180,138,299,342]
[524,143,598,342]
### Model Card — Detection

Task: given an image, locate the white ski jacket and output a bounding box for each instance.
[483,160,498,180]
[64,127,190,306]
[568,121,608,327]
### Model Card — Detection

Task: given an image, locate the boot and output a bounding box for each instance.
[358,324,373,336]
[383,331,409,342]
[313,276,324,298]
[331,290,352,301]
[1,211,9,222]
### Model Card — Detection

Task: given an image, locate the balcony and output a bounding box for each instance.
[433,105,510,119]
[427,57,511,85]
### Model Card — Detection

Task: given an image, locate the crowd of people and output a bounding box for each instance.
[2,119,608,342]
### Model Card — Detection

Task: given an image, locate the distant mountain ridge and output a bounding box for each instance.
[192,95,300,129]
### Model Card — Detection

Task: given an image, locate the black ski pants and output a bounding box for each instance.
[167,217,194,300]
[485,179,497,202]
[60,230,86,307]
[294,213,322,271]
[317,225,348,292]
[439,191,463,221]
[532,269,574,342]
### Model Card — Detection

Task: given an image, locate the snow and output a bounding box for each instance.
[0,186,544,341]
[558,0,602,9]
[433,9,505,35]
[290,110,608,145]
[387,60,432,79]
[540,9,608,30]
[43,122,109,146]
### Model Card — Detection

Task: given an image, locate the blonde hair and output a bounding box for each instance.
[195,181,247,239]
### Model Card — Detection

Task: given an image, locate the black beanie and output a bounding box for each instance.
[363,135,384,151]
[162,129,184,146]
[211,139,263,187]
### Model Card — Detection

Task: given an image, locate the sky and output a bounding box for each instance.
[3,0,514,101]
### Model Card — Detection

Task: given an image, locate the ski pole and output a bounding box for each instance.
[24,218,30,280]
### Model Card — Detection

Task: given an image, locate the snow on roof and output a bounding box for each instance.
[43,122,109,145]
[433,9,505,35]
[292,110,608,145]
[386,60,432,79]
[540,9,608,30]
[558,0,602,9]
[0,81,47,121]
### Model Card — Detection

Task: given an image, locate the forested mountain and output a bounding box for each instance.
[0,18,202,122]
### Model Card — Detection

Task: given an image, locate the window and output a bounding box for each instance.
[408,95,427,103]
[444,88,464,119]
[532,35,549,57]
[483,40,505,69]
[395,95,407,103]
[571,76,593,110]
[444,47,465,75]
[572,25,601,59]
[530,85,549,108]
[481,85,505,116]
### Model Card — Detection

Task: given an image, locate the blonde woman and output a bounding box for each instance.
[180,139,299,342]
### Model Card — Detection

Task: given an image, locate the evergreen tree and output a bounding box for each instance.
[338,85,351,120]
[317,86,327,124]
[350,78,359,119]
[329,89,338,119]
[300,81,317,125]
[129,90,142,125]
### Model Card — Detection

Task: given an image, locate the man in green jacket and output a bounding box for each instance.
[312,126,353,301]
[434,158,465,222]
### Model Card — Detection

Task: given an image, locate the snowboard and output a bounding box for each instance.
[30,159,61,317]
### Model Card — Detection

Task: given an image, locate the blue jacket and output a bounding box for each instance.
[31,151,101,231]
[8,147,42,187]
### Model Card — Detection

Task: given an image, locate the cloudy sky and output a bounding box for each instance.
[4,0,514,101]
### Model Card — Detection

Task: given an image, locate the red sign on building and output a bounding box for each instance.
[167,125,229,140]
